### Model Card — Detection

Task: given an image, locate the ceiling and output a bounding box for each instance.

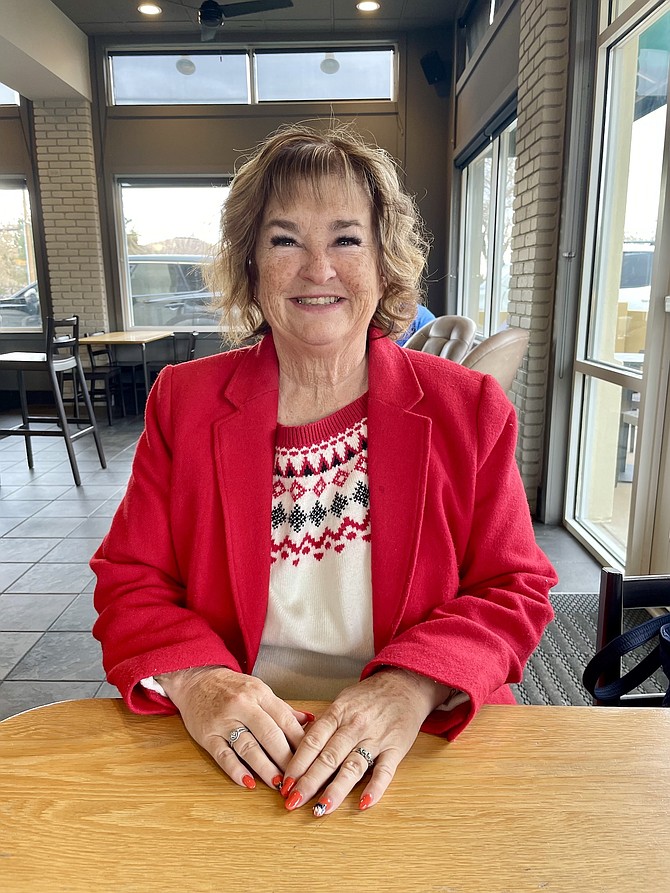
[48,0,457,37]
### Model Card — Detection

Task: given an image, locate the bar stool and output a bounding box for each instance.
[0,315,106,486]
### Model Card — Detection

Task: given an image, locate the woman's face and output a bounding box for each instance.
[253,176,384,359]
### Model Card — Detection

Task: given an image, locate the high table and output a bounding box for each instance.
[79,331,174,397]
[1,700,668,893]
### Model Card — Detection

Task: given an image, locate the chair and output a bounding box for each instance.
[587,567,670,706]
[147,331,198,382]
[0,315,106,486]
[403,315,477,362]
[84,342,127,426]
[461,327,530,391]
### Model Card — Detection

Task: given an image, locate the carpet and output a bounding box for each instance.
[512,592,669,706]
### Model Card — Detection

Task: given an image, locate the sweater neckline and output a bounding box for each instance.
[276,393,368,449]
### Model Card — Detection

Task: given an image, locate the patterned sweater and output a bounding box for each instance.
[252,394,374,700]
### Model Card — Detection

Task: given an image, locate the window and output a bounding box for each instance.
[255,49,394,101]
[118,179,229,329]
[459,120,516,337]
[0,181,41,330]
[0,81,19,105]
[108,46,395,105]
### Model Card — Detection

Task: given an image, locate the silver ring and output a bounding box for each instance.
[227,726,250,747]
[352,746,374,769]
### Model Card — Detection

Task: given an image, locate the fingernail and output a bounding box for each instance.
[242,775,256,790]
[359,793,374,811]
[302,711,315,723]
[281,777,296,798]
[285,790,303,811]
[313,797,333,817]
[272,774,284,790]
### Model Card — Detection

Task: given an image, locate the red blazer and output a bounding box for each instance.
[91,332,557,740]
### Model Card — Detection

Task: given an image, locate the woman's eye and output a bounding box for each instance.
[335,236,362,247]
[270,235,297,247]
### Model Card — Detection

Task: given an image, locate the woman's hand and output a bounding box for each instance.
[279,668,452,815]
[156,666,311,791]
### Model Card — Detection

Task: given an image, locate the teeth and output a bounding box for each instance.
[296,297,340,305]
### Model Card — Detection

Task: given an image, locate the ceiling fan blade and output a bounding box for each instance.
[220,0,293,19]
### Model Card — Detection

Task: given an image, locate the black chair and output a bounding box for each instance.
[84,342,127,426]
[587,567,670,706]
[0,315,106,486]
[147,331,198,383]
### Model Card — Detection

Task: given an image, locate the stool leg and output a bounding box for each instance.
[75,358,106,470]
[48,365,81,486]
[17,371,34,469]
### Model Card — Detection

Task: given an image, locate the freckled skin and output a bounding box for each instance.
[253,177,384,365]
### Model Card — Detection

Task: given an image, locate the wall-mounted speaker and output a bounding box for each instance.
[420,50,447,85]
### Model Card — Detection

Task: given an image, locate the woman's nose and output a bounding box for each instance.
[300,249,336,282]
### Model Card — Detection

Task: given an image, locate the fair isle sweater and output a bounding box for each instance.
[252,394,375,700]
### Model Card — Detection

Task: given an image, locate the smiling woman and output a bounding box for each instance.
[91,123,556,820]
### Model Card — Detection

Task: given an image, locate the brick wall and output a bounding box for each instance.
[32,100,108,334]
[508,0,570,509]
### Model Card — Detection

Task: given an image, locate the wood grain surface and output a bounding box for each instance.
[1,700,668,893]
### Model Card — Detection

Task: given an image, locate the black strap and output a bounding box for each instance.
[583,614,670,704]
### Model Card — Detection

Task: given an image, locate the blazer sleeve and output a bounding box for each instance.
[361,373,557,739]
[90,367,242,715]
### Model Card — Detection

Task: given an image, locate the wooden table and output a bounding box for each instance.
[79,331,173,395]
[1,700,668,893]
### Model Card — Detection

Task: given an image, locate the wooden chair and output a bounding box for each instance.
[585,567,670,706]
[0,315,106,486]
[404,315,477,362]
[84,342,127,426]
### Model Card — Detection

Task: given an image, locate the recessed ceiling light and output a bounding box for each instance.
[138,2,162,15]
[356,1,381,11]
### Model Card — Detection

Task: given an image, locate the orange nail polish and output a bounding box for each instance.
[281,776,296,798]
[242,775,256,790]
[285,790,303,811]
[359,793,374,811]
[272,774,283,790]
[313,797,333,817]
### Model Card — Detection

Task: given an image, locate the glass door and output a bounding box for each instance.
[566,3,670,569]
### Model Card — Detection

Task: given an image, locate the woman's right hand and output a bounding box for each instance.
[155,666,310,791]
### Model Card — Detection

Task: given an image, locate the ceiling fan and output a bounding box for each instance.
[197,0,294,41]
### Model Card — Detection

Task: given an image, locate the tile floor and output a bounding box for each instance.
[0,411,602,721]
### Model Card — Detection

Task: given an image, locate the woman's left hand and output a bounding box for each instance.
[279,667,452,815]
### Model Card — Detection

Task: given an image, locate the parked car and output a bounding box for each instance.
[619,242,654,312]
[128,255,218,327]
[0,281,41,327]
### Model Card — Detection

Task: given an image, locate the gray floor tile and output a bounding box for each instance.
[0,632,42,679]
[91,499,123,517]
[58,484,125,500]
[0,594,75,631]
[39,538,100,563]
[0,538,61,562]
[31,500,106,520]
[4,516,82,538]
[0,517,21,536]
[0,500,49,517]
[49,593,97,631]
[5,562,94,594]
[6,631,104,681]
[95,681,120,698]
[0,468,41,486]
[3,484,73,501]
[0,563,31,593]
[0,680,101,721]
[68,517,115,538]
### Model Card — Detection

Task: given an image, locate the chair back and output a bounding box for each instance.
[47,316,80,372]
[192,331,225,359]
[590,567,670,706]
[84,334,115,369]
[461,327,530,391]
[403,315,477,362]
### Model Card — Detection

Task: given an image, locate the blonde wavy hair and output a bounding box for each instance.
[208,123,431,343]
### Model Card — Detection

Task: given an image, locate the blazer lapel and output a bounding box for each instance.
[213,337,279,664]
[367,336,431,650]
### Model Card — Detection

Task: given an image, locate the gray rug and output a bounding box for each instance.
[512,592,669,706]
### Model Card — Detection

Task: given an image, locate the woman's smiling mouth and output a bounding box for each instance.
[295,296,342,305]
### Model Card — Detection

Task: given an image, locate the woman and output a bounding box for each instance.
[92,124,557,818]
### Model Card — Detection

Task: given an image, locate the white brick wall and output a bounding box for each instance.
[509,0,570,510]
[32,100,108,334]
